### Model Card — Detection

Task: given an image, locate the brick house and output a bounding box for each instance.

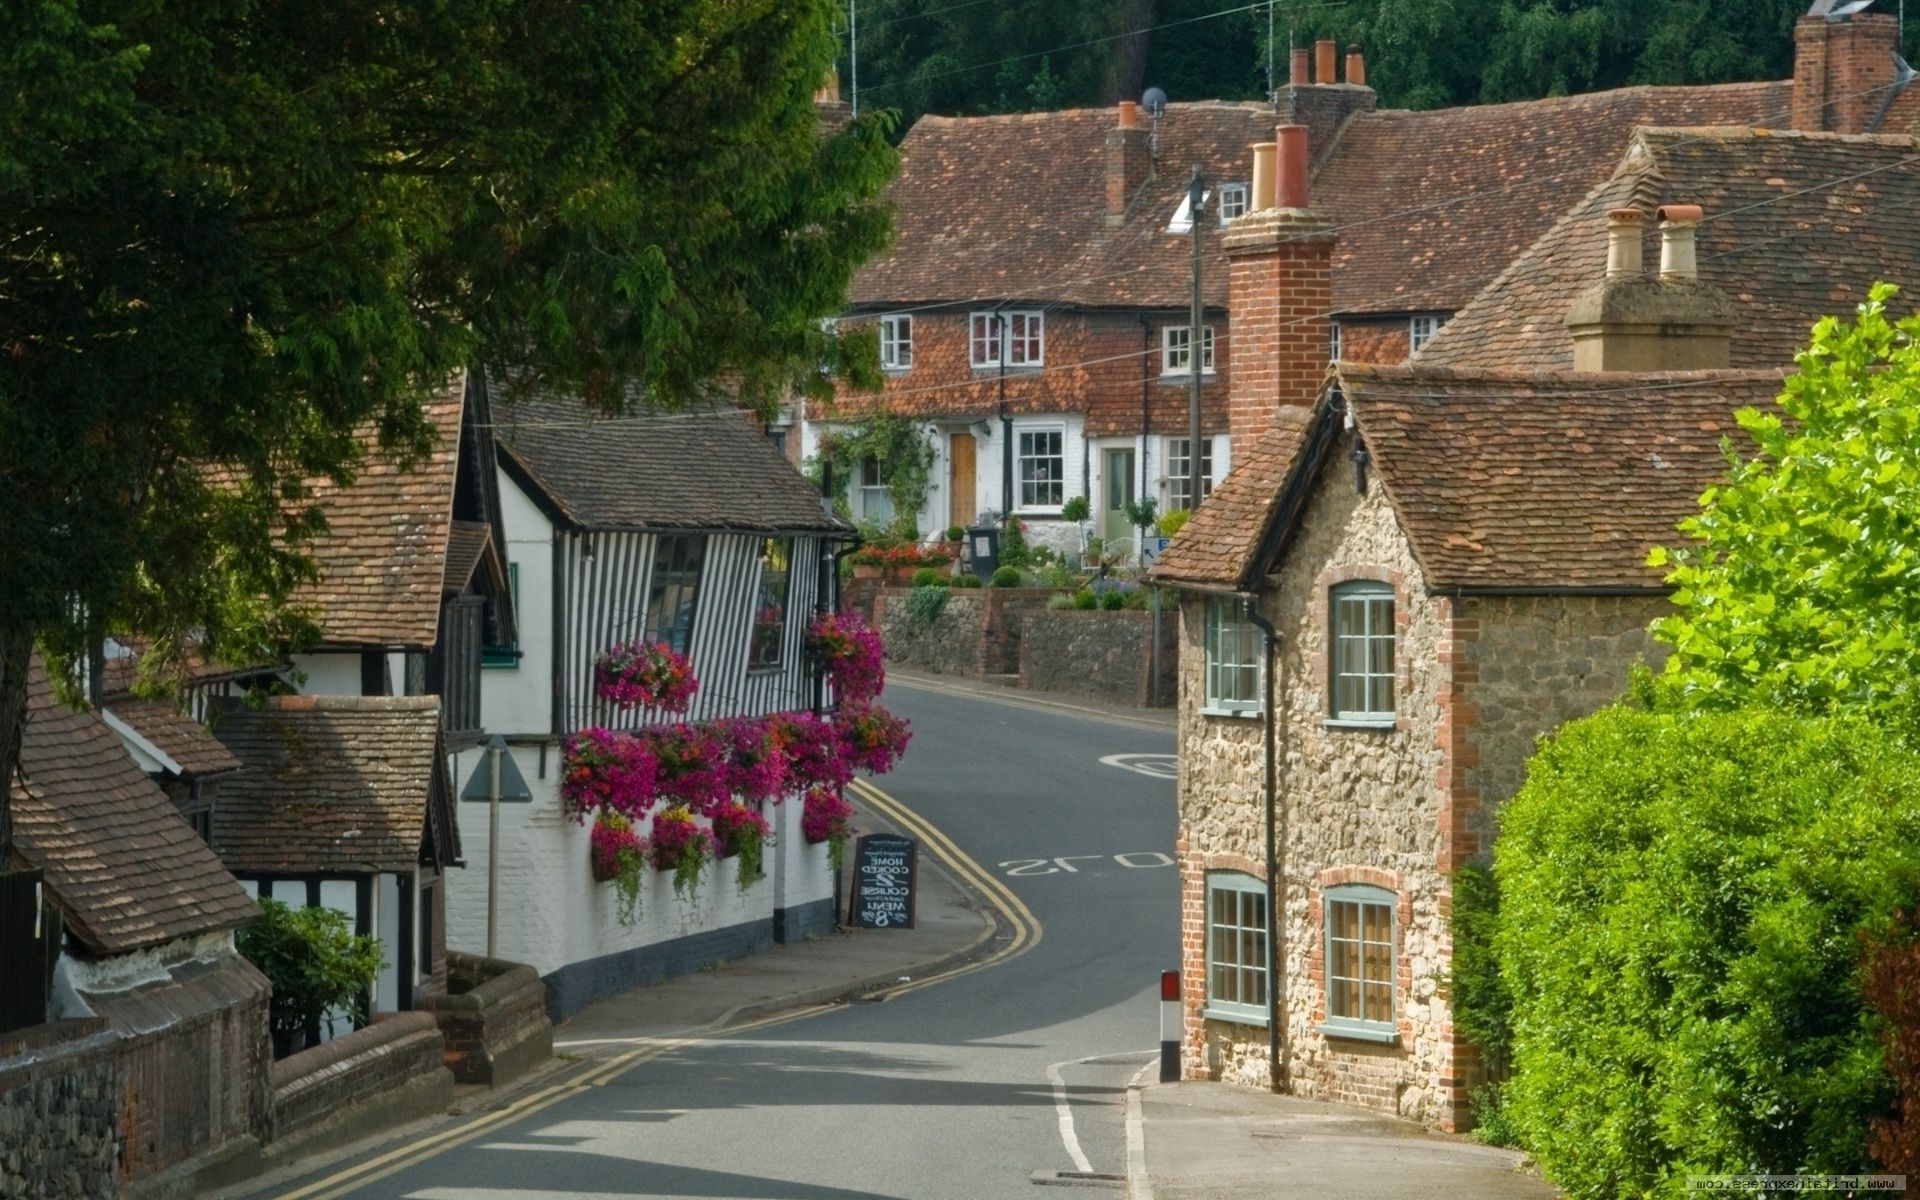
[1147,9,1920,1132]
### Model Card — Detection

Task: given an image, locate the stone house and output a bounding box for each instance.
[1148,9,1920,1132]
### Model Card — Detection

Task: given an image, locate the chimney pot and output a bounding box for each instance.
[1290,47,1310,88]
[1250,142,1277,211]
[1345,46,1366,87]
[1276,124,1310,209]
[1118,100,1138,129]
[1315,39,1337,85]
[1656,204,1704,280]
[1604,209,1645,279]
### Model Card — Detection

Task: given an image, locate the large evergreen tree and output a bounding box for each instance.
[0,1,896,854]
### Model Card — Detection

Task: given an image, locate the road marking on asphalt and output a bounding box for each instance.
[1126,1063,1154,1200]
[1099,753,1178,779]
[271,783,1032,1200]
[888,674,1176,733]
[998,853,1174,877]
[1048,1052,1158,1179]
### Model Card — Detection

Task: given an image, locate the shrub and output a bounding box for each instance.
[1036,559,1076,589]
[239,898,384,1058]
[1061,496,1090,523]
[1494,705,1920,1196]
[944,524,965,542]
[904,584,950,626]
[1098,587,1126,611]
[1157,508,1191,537]
[1045,592,1076,611]
[1072,587,1097,610]
[953,572,982,589]
[990,565,1021,588]
[911,566,943,587]
[999,519,1030,570]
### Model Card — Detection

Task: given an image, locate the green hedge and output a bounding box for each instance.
[1493,705,1920,1196]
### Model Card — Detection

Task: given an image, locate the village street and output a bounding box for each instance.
[243,679,1179,1200]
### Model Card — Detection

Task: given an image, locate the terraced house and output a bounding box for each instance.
[1148,5,1920,1131]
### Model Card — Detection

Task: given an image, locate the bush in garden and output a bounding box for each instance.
[239,898,383,1058]
[1071,587,1097,610]
[1492,704,1920,1196]
[998,518,1030,570]
[953,572,982,589]
[911,566,943,587]
[990,565,1021,588]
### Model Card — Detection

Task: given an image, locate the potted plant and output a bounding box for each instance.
[590,810,647,926]
[801,786,856,871]
[238,897,384,1059]
[711,801,773,893]
[1061,495,1091,558]
[650,806,715,903]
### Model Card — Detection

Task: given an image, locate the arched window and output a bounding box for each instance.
[1330,581,1394,723]
[1323,883,1396,1041]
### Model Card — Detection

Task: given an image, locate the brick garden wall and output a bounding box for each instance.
[874,587,1070,679]
[0,1022,118,1200]
[418,952,553,1088]
[268,1011,452,1154]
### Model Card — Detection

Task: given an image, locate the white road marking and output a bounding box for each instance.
[997,854,1176,877]
[1100,753,1179,779]
[1049,1051,1158,1180]
[1126,1063,1154,1200]
[1113,851,1174,869]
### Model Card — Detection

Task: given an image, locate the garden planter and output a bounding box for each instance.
[853,563,883,581]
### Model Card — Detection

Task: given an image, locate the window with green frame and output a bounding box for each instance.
[1330,581,1394,722]
[1204,872,1269,1025]
[481,563,521,669]
[1323,883,1396,1041]
[1204,596,1260,714]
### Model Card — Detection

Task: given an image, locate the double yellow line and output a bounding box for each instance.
[268,779,1037,1200]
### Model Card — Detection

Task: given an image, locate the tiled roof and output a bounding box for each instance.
[1418,127,1920,371]
[10,665,257,956]
[496,396,848,534]
[211,695,451,875]
[445,520,495,593]
[1317,82,1789,316]
[851,102,1272,311]
[295,376,466,649]
[1341,362,1786,590]
[1146,405,1318,589]
[103,698,243,778]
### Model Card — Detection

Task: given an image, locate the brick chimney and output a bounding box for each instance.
[1280,40,1376,149]
[1225,124,1335,451]
[1792,9,1900,133]
[1564,205,1737,372]
[1106,100,1153,226]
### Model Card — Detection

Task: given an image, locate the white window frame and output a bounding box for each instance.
[879,314,913,370]
[1160,325,1216,377]
[1165,435,1215,511]
[1323,884,1397,1042]
[858,455,894,525]
[1014,425,1065,511]
[1330,581,1394,725]
[970,310,1044,369]
[1205,872,1269,1026]
[1409,314,1440,354]
[1217,182,1250,223]
[1330,319,1342,363]
[1204,596,1261,715]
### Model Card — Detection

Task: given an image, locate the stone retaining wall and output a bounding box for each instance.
[267,1011,452,1157]
[0,1022,118,1200]
[874,587,1071,679]
[1019,609,1179,707]
[418,952,553,1087]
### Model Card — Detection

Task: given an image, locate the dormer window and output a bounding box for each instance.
[1410,314,1442,354]
[1167,189,1211,234]
[1217,183,1250,223]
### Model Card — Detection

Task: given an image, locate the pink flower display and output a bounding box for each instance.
[800,788,856,869]
[650,805,716,902]
[807,612,886,708]
[644,723,732,815]
[768,711,854,792]
[561,727,659,821]
[588,810,644,883]
[595,640,698,712]
[714,718,790,803]
[837,705,912,776]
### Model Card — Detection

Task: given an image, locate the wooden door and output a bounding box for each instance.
[949,432,976,530]
[1103,448,1136,545]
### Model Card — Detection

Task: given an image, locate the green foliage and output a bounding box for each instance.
[944,525,966,542]
[1448,861,1514,1141]
[990,566,1022,588]
[1072,588,1098,611]
[910,567,943,588]
[809,412,935,533]
[1649,285,1920,733]
[998,519,1031,571]
[1035,559,1077,589]
[953,572,983,589]
[1045,592,1077,611]
[1157,508,1192,538]
[904,584,950,626]
[238,898,383,1049]
[1123,496,1159,532]
[1060,496,1091,524]
[1493,705,1920,1196]
[1098,588,1126,611]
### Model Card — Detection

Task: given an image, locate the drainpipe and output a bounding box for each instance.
[1243,595,1286,1093]
[997,312,1012,526]
[1139,312,1152,511]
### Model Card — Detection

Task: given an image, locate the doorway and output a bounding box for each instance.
[949,432,976,531]
[1102,447,1136,548]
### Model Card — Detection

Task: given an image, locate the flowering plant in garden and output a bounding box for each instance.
[649,806,714,903]
[589,811,647,927]
[711,801,773,893]
[766,710,853,791]
[801,787,856,870]
[838,705,912,775]
[594,640,698,712]
[807,611,886,708]
[849,544,952,569]
[562,727,659,821]
[643,723,731,814]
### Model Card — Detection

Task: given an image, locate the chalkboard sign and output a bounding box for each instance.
[850,833,917,929]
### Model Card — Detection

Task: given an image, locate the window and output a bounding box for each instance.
[748,538,792,671]
[1166,189,1212,234]
[1330,320,1342,363]
[1016,428,1064,509]
[1205,873,1269,1025]
[643,534,706,655]
[1166,436,1215,511]
[1324,884,1396,1040]
[1409,314,1441,354]
[970,310,1044,368]
[1217,182,1250,223]
[880,314,913,370]
[1160,325,1216,376]
[858,455,894,524]
[1331,581,1394,723]
[1204,596,1260,714]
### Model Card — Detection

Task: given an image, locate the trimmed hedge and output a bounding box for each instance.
[1493,705,1920,1197]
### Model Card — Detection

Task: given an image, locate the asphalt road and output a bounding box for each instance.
[254,680,1178,1200]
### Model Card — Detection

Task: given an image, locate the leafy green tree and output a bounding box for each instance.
[0,1,896,857]
[239,898,385,1057]
[1648,284,1920,731]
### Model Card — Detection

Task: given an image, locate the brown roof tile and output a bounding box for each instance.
[103,698,243,778]
[211,695,452,875]
[1147,405,1318,589]
[1341,362,1785,590]
[445,520,494,593]
[10,665,257,956]
[1418,127,1920,372]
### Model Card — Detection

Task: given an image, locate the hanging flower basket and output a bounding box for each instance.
[838,705,912,775]
[712,802,773,893]
[589,811,647,927]
[650,806,715,904]
[807,612,887,708]
[594,640,698,712]
[801,787,856,872]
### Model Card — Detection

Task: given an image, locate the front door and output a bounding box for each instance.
[1102,448,1136,549]
[949,432,976,532]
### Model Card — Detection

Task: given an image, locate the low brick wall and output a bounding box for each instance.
[1020,608,1180,707]
[874,587,1070,678]
[0,1021,118,1200]
[267,1011,452,1157]
[417,952,553,1087]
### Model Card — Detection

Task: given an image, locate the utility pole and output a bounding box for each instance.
[1187,165,1206,514]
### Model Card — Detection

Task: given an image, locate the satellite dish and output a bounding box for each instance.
[1141,87,1168,117]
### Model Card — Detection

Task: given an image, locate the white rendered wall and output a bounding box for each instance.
[482,473,556,738]
[290,652,365,698]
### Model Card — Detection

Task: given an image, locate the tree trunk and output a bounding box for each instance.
[1103,0,1157,105]
[0,623,34,861]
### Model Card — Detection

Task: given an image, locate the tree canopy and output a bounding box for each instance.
[0,0,896,845]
